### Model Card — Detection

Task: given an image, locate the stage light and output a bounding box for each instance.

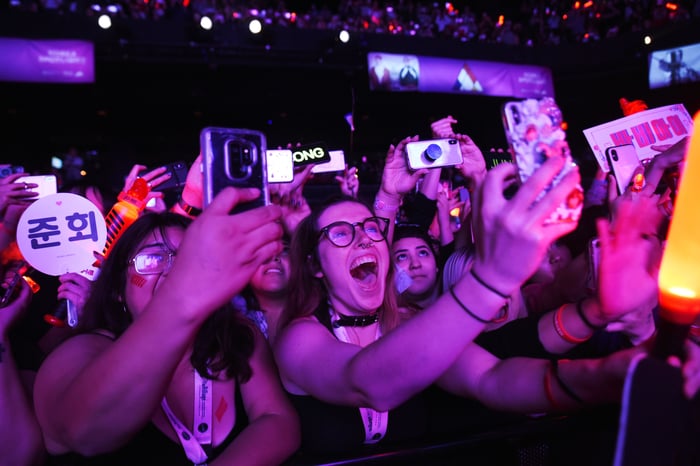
[200,15,213,30]
[249,18,263,35]
[338,29,350,44]
[98,14,112,30]
[643,35,652,45]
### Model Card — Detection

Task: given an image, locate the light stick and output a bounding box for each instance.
[655,111,700,358]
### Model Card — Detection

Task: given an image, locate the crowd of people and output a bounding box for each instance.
[1,106,700,465]
[8,0,700,46]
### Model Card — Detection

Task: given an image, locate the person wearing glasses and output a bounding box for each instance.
[272,136,700,458]
[33,190,301,465]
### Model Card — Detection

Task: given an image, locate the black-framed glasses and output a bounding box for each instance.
[317,216,389,248]
[129,250,176,275]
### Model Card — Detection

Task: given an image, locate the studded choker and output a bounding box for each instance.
[332,311,380,328]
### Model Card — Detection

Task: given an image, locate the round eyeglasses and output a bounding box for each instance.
[317,216,389,248]
[129,250,176,275]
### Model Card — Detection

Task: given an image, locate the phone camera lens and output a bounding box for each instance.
[448,139,457,145]
[424,143,442,161]
[611,150,618,161]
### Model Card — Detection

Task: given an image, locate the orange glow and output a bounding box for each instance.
[631,173,645,192]
[574,2,581,9]
[583,1,593,8]
[497,15,504,26]
[560,121,569,131]
[658,111,700,324]
[666,2,678,11]
[450,207,460,217]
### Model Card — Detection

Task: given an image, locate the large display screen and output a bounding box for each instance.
[648,42,700,90]
[367,52,554,98]
[0,38,94,84]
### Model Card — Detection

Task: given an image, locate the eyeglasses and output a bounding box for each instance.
[317,216,389,248]
[129,250,176,275]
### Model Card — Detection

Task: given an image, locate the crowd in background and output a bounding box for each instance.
[8,0,700,45]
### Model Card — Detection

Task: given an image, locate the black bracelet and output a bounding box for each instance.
[470,268,510,300]
[449,286,490,324]
[575,299,606,330]
[551,359,586,405]
[177,197,202,217]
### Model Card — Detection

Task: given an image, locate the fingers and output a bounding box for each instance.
[509,155,570,212]
[526,169,581,227]
[204,187,261,216]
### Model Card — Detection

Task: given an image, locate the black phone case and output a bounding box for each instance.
[142,161,188,192]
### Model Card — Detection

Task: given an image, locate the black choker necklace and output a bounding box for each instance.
[332,311,380,328]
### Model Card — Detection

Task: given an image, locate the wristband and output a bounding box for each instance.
[177,197,202,217]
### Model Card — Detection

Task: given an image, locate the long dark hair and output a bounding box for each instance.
[278,195,400,335]
[83,212,255,382]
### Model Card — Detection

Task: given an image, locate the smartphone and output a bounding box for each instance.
[0,260,27,308]
[312,150,346,174]
[16,174,58,199]
[586,238,601,293]
[405,138,463,170]
[139,161,189,192]
[502,97,581,224]
[605,144,643,195]
[266,149,294,183]
[291,142,331,168]
[201,127,268,214]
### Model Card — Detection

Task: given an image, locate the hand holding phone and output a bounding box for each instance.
[0,260,27,308]
[16,175,57,199]
[605,144,643,195]
[138,161,189,192]
[502,97,582,224]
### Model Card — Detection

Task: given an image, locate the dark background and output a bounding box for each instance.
[1,11,699,189]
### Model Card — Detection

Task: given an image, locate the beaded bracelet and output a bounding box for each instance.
[470,268,510,300]
[449,286,490,324]
[553,305,591,344]
[575,299,606,330]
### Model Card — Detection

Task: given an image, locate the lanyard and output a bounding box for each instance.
[330,309,388,444]
[161,370,212,465]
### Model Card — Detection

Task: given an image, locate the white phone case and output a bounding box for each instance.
[605,144,643,195]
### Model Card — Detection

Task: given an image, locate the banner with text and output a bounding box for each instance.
[583,104,693,173]
[0,38,94,84]
[367,52,554,98]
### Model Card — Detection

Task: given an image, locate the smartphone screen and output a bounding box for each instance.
[311,150,346,174]
[266,150,294,183]
[201,127,268,214]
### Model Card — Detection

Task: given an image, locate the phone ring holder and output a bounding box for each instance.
[425,144,442,161]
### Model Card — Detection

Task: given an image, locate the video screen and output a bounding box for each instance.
[649,42,700,89]
[367,52,554,98]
